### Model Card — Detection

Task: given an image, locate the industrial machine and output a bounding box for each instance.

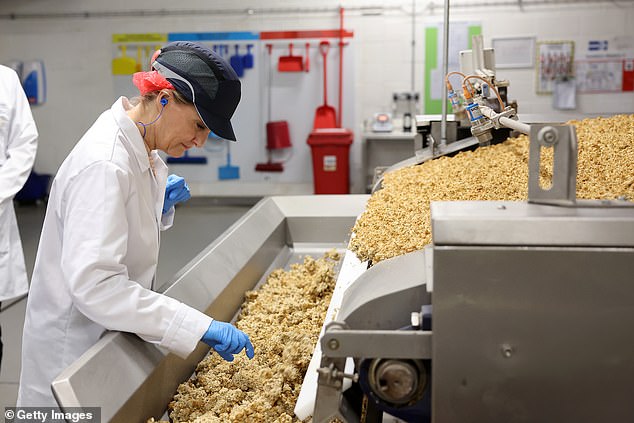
[428,35,513,145]
[369,35,518,193]
[311,111,634,422]
[50,100,634,422]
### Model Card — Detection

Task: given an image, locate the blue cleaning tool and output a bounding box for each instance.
[230,44,245,78]
[22,60,46,105]
[242,44,254,69]
[218,141,240,180]
[166,150,208,164]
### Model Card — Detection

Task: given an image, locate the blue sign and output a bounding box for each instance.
[588,40,608,51]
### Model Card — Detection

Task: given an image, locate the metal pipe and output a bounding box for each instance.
[499,116,530,134]
[480,107,530,134]
[0,5,407,20]
[2,0,627,20]
[440,0,450,146]
[411,0,416,93]
[427,0,631,10]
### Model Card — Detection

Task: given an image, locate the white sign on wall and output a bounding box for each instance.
[491,36,535,69]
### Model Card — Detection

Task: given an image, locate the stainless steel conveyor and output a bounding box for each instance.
[51,194,369,423]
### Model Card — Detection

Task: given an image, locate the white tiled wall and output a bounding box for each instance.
[0,0,632,190]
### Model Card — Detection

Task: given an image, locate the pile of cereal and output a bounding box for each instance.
[149,250,341,423]
[350,114,634,263]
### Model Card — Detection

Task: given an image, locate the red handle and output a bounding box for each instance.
[338,6,344,128]
[319,40,330,56]
[320,41,330,105]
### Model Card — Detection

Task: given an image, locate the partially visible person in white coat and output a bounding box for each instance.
[17,42,254,406]
[0,64,38,370]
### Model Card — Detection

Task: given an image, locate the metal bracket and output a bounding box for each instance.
[487,106,518,129]
[321,326,433,359]
[313,356,359,423]
[501,119,631,208]
[313,324,432,422]
[528,123,578,206]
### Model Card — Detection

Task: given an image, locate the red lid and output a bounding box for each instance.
[307,128,353,145]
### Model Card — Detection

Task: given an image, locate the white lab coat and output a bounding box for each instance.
[17,97,212,406]
[0,65,38,302]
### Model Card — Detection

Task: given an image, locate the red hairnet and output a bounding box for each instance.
[132,71,175,95]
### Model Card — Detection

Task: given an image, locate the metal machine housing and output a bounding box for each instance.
[431,201,634,423]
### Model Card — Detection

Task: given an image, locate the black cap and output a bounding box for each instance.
[152,41,241,141]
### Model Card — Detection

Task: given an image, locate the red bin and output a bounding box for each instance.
[307,128,353,194]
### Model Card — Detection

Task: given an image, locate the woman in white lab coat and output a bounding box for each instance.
[18,42,254,406]
[0,64,38,368]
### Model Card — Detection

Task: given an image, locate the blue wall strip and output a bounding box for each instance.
[168,32,260,41]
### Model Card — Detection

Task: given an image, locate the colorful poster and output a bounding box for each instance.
[111,34,168,75]
[536,41,575,94]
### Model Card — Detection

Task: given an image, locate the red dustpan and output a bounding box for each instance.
[313,41,337,129]
[278,43,304,72]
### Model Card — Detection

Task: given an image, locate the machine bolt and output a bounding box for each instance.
[538,126,559,146]
[333,369,359,383]
[501,344,514,358]
[328,338,340,350]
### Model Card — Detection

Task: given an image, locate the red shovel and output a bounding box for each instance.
[312,41,337,129]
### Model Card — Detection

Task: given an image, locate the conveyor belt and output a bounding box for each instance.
[51,195,369,423]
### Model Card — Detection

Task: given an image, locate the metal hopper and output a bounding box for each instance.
[51,194,369,423]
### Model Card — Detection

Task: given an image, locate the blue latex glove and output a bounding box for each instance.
[163,174,191,214]
[201,320,255,362]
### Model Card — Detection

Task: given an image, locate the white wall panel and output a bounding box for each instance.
[1,1,632,195]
